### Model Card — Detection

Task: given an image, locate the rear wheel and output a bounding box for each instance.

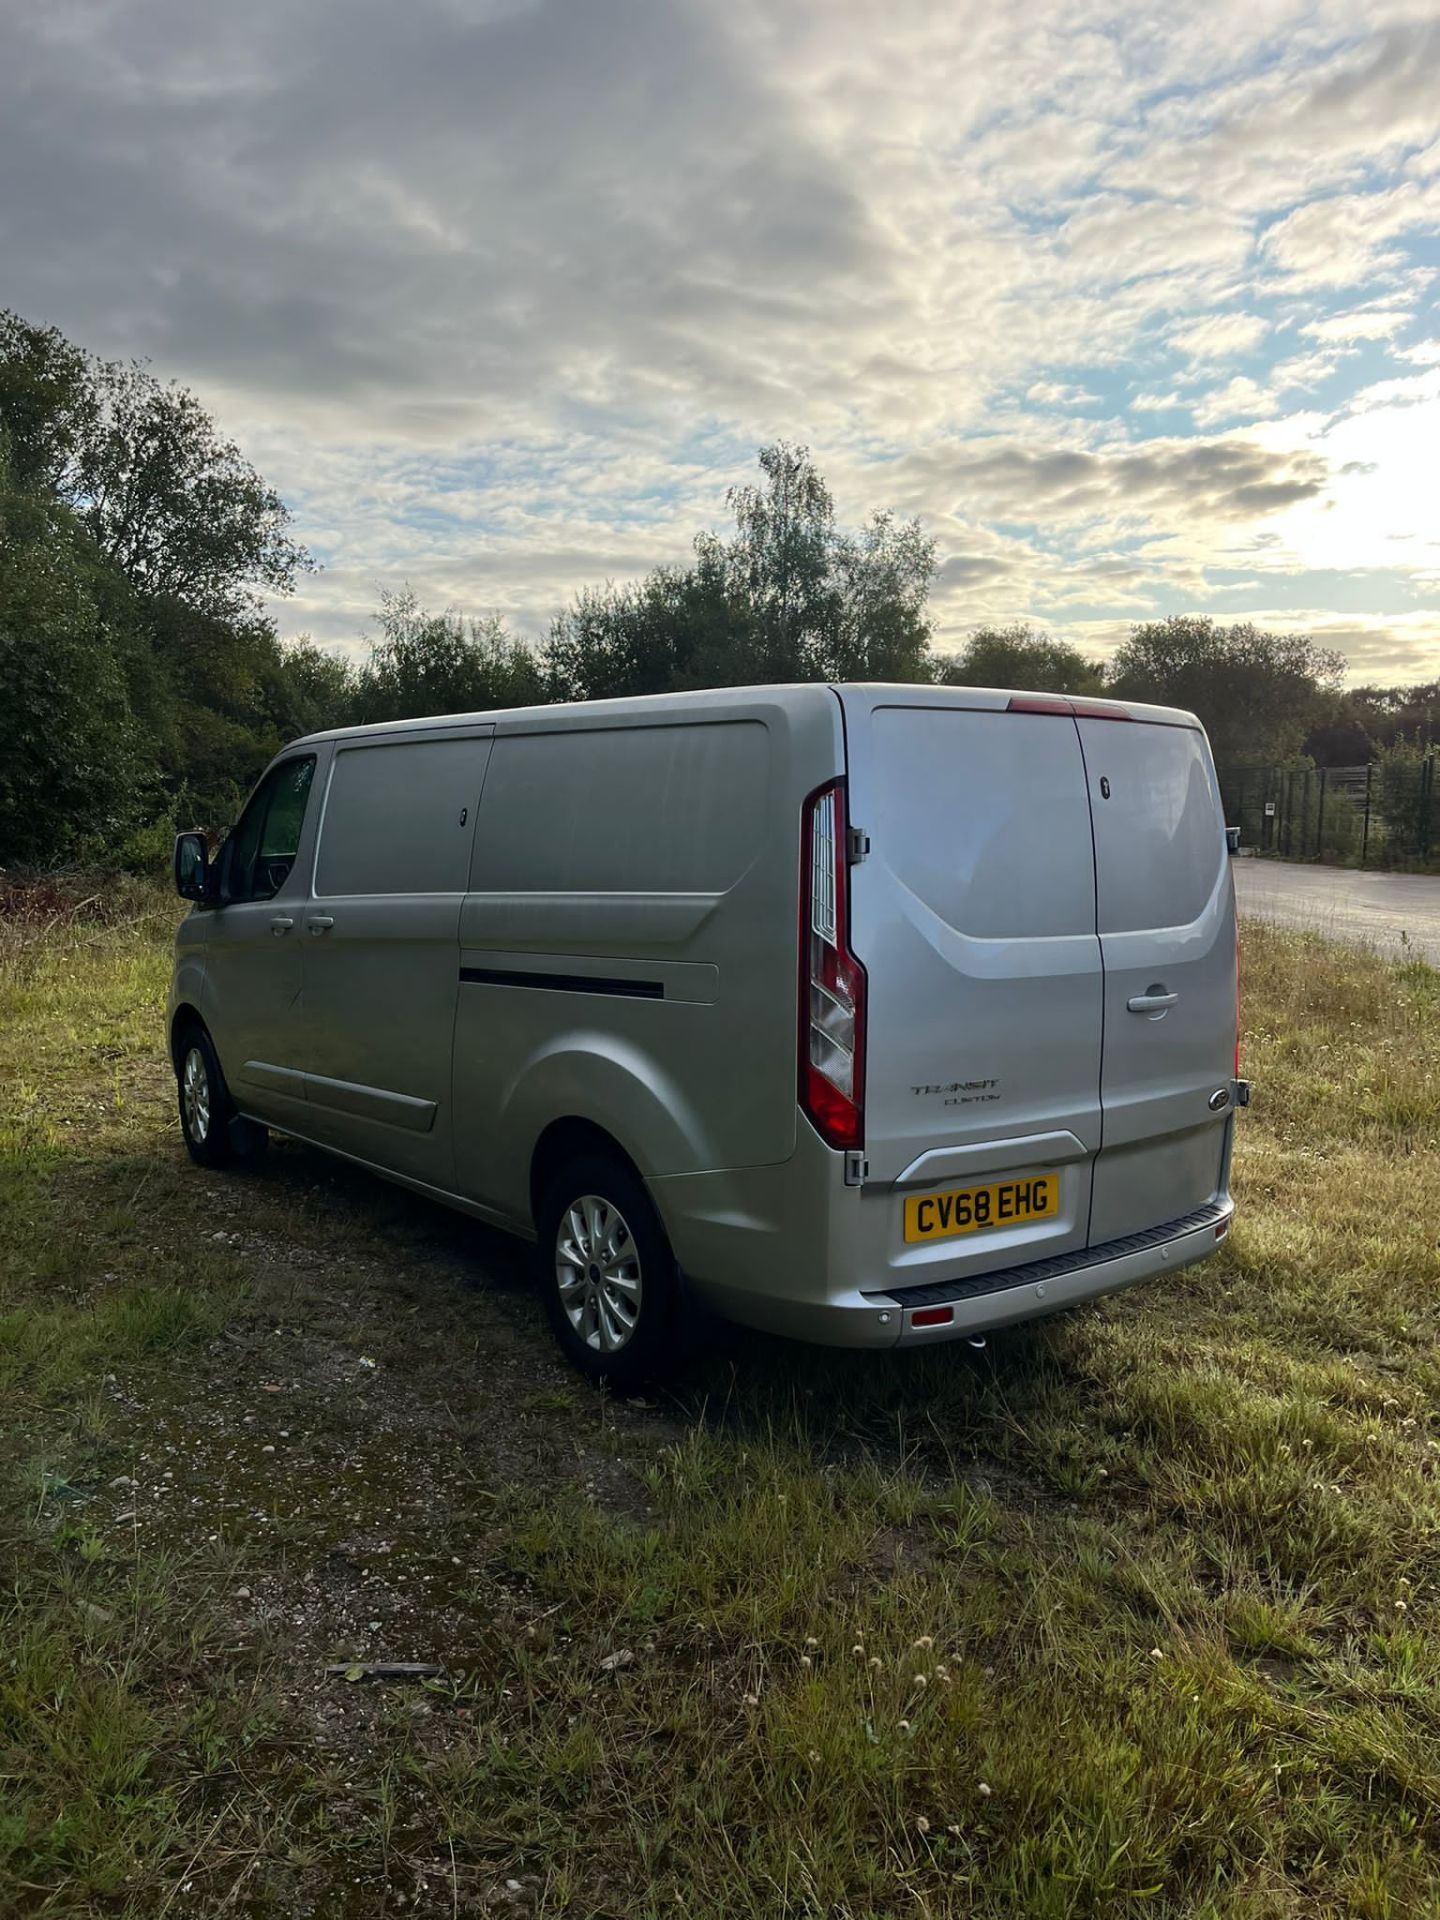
[176,1026,267,1168]
[537,1154,679,1388]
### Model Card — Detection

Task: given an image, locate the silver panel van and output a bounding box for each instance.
[169,684,1246,1384]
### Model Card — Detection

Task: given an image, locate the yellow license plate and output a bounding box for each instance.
[904,1173,1059,1244]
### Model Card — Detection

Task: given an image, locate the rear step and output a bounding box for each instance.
[870,1203,1229,1310]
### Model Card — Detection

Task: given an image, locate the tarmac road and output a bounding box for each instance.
[1233,857,1440,966]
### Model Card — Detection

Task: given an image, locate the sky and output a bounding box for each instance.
[2,0,1439,682]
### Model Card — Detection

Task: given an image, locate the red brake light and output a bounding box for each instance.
[798,780,866,1152]
[1005,694,1130,720]
[1005,694,1073,715]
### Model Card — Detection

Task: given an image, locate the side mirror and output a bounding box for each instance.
[174,831,213,903]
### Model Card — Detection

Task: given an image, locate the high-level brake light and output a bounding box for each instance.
[1006,694,1131,720]
[799,781,866,1151]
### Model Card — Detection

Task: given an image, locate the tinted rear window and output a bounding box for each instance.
[1078,720,1223,932]
[870,708,1096,939]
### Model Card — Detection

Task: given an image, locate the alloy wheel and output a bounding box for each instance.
[554,1194,643,1352]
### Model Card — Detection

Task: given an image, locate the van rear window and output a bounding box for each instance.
[870,708,1097,939]
[1078,720,1224,933]
[470,721,768,894]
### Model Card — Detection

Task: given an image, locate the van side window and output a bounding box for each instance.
[315,739,489,896]
[223,756,317,903]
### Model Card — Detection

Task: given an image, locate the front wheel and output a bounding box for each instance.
[176,1027,267,1169]
[537,1155,679,1388]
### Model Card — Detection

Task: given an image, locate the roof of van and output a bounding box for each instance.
[289,681,1203,748]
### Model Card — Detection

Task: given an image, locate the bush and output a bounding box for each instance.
[1373,738,1439,867]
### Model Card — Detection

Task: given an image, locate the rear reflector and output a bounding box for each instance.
[1215,1218,1230,1240]
[911,1305,955,1328]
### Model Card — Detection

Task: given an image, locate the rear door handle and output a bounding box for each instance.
[308,915,335,935]
[1128,990,1178,1014]
[269,916,294,936]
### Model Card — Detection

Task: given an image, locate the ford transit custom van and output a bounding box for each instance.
[169,684,1246,1385]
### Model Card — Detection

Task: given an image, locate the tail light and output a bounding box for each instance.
[1234,907,1242,1081]
[799,780,866,1150]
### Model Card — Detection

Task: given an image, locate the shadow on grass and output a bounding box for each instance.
[242,1131,1080,1465]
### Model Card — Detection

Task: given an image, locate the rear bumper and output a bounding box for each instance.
[877,1200,1231,1347]
[682,1199,1232,1351]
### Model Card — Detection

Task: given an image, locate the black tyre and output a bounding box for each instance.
[175,1026,267,1169]
[537,1154,680,1388]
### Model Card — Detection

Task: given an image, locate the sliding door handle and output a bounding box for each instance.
[1127,989,1178,1014]
[308,915,335,935]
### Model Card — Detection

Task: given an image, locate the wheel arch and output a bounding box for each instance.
[169,1002,207,1072]
[529,1117,647,1232]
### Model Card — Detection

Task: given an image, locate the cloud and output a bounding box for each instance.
[1260,178,1440,289]
[0,0,1436,680]
[1191,377,1281,428]
[1025,381,1098,406]
[1169,312,1268,361]
[892,434,1325,527]
[1302,307,1415,344]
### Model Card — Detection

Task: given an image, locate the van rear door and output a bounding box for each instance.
[839,693,1103,1289]
[1076,715,1234,1243]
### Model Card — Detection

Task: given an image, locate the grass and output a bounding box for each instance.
[3,893,1440,1917]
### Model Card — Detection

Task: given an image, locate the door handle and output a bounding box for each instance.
[1128,989,1178,1014]
[308,915,335,935]
[269,916,294,936]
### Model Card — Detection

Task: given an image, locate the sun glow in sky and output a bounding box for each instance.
[2,0,1437,679]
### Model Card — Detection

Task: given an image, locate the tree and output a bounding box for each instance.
[1108,617,1345,765]
[351,590,545,723]
[935,624,1106,695]
[1302,689,1376,767]
[823,509,936,682]
[1374,736,1438,865]
[0,453,153,863]
[710,442,837,680]
[1,310,313,619]
[544,443,936,700]
[0,312,95,493]
[70,363,312,618]
[263,639,358,743]
[1343,680,1440,754]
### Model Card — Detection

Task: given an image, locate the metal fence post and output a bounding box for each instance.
[1317,768,1327,859]
[1361,763,1373,867]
